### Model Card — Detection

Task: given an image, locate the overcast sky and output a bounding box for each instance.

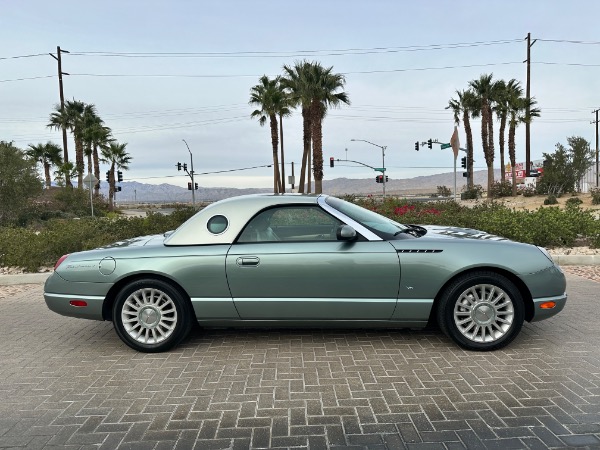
[2,1,600,189]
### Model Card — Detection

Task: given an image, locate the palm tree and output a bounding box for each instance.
[469,74,501,197]
[494,79,523,182]
[277,93,293,193]
[282,61,350,195]
[47,106,73,187]
[305,62,350,194]
[508,94,541,195]
[53,161,78,188]
[282,61,313,193]
[100,142,131,211]
[82,115,112,196]
[446,89,477,188]
[26,142,63,189]
[250,75,287,193]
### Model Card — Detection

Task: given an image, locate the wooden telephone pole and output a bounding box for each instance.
[49,46,71,187]
[593,109,599,187]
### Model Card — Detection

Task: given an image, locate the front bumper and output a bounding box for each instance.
[530,292,567,322]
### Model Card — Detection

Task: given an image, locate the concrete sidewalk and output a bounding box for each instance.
[0,254,599,286]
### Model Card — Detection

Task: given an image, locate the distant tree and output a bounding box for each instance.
[53,162,78,187]
[100,142,131,211]
[446,89,477,188]
[249,75,286,193]
[26,141,63,189]
[568,136,594,192]
[537,136,592,195]
[0,141,42,225]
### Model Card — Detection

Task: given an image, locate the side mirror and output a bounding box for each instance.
[336,225,357,241]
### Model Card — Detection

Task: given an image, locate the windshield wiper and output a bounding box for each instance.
[394,224,426,237]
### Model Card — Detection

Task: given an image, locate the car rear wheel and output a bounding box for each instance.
[113,279,193,352]
[437,271,525,351]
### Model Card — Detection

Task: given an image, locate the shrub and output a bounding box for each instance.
[565,197,583,208]
[591,187,600,205]
[544,195,558,205]
[461,184,484,200]
[436,186,452,197]
[489,180,513,198]
[521,186,536,197]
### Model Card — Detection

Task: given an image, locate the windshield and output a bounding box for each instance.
[325,196,413,239]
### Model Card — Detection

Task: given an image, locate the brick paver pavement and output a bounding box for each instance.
[0,272,598,450]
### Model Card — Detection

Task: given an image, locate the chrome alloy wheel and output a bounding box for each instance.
[453,284,514,343]
[121,288,178,345]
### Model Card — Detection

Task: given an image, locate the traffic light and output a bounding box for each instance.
[116,186,122,192]
[427,139,433,149]
[385,175,389,182]
[187,182,192,190]
[461,157,467,169]
[183,163,188,171]
[105,171,110,182]
[415,142,419,151]
[117,171,123,182]
[375,175,384,183]
[176,162,182,171]
[330,157,334,168]
[463,172,468,178]
[194,182,198,190]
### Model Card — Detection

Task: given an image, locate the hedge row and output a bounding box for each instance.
[1,199,599,272]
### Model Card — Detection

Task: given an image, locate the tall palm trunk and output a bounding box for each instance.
[508,121,517,196]
[463,112,474,188]
[310,100,324,194]
[75,138,84,188]
[486,104,495,194]
[279,114,285,193]
[269,115,282,193]
[298,107,311,193]
[481,101,493,197]
[93,144,101,196]
[499,114,507,181]
[44,162,52,188]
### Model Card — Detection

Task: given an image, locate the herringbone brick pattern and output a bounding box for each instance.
[0,274,598,449]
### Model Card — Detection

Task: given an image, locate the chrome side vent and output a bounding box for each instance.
[396,249,443,254]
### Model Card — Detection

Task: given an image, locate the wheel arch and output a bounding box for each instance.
[428,266,534,325]
[102,273,193,321]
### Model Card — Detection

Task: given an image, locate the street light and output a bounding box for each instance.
[182,139,196,207]
[351,139,388,198]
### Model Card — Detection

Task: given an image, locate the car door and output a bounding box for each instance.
[225,205,400,320]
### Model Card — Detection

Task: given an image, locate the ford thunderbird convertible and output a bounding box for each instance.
[44,194,567,352]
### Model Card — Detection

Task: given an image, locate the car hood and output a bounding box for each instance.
[419,225,508,241]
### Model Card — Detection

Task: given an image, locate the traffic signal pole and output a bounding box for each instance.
[182,140,196,207]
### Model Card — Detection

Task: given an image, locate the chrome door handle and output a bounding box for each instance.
[236,256,260,267]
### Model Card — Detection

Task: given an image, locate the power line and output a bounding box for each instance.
[129,164,273,180]
[0,53,47,61]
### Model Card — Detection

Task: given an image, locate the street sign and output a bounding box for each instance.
[374,168,385,172]
[440,143,451,149]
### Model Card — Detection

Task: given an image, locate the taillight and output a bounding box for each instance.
[54,254,70,270]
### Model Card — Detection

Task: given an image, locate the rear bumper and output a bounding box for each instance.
[530,292,567,322]
[44,292,106,320]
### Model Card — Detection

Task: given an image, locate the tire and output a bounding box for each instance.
[112,278,193,353]
[436,271,525,351]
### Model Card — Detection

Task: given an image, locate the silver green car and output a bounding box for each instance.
[44,194,567,353]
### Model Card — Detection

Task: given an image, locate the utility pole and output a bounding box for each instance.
[525,33,536,176]
[49,46,71,187]
[593,109,600,187]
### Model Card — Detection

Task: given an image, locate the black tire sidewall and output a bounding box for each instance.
[113,278,192,353]
[438,272,525,351]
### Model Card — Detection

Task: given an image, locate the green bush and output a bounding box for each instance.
[461,184,484,200]
[565,197,583,208]
[489,180,513,198]
[544,195,558,205]
[590,187,600,205]
[436,186,452,197]
[521,186,536,197]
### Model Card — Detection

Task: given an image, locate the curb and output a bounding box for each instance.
[552,255,600,266]
[0,273,51,286]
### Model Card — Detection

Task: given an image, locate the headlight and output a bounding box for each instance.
[537,246,554,263]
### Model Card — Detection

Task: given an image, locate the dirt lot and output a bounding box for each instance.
[459,192,600,212]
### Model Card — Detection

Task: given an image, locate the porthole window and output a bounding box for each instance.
[207,215,228,234]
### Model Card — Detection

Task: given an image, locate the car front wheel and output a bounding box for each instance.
[437,271,525,351]
[113,279,193,352]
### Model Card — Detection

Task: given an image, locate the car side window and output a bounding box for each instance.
[238,206,342,243]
